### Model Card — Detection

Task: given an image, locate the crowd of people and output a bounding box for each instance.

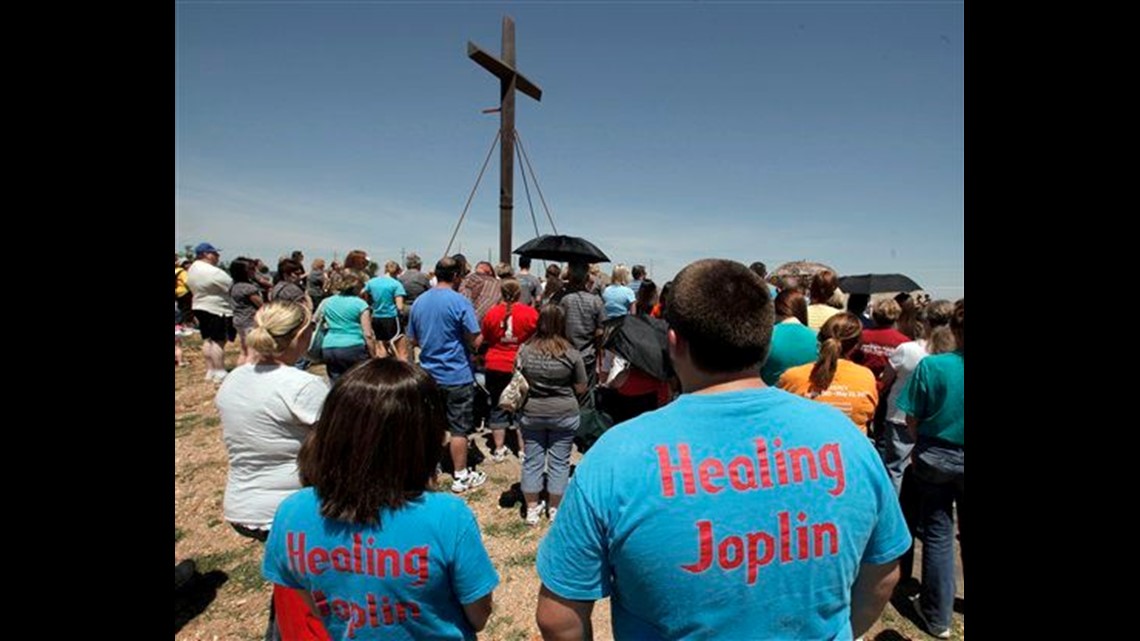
[175,244,964,640]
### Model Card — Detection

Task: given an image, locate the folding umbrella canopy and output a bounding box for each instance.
[837,274,923,295]
[603,314,672,381]
[513,234,610,263]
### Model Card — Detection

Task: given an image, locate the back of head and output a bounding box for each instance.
[451,254,469,276]
[384,260,400,276]
[567,262,590,288]
[774,289,809,326]
[298,359,446,524]
[631,264,647,281]
[518,255,532,270]
[922,299,957,354]
[809,270,839,304]
[545,263,561,279]
[291,250,304,263]
[435,257,459,284]
[635,278,658,313]
[748,261,768,280]
[331,269,366,296]
[495,262,514,279]
[530,303,572,356]
[475,261,494,276]
[500,278,522,303]
[870,298,902,328]
[611,264,632,286]
[405,252,422,270]
[229,257,253,284]
[809,312,863,392]
[344,250,369,272]
[665,259,774,373]
[951,298,964,352]
[846,293,871,316]
[247,301,311,358]
[311,258,326,271]
[276,258,304,283]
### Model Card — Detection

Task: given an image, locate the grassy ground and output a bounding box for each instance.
[174,336,963,640]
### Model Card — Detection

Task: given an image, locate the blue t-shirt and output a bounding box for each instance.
[536,387,911,640]
[602,285,636,319]
[760,321,820,386]
[896,350,964,446]
[321,295,369,349]
[263,488,499,641]
[407,288,480,386]
[364,276,407,319]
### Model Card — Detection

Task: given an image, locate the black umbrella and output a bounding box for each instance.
[513,235,610,263]
[837,273,922,295]
[604,314,672,381]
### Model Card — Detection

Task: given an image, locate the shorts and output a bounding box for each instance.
[372,316,402,342]
[196,310,235,343]
[441,383,475,438]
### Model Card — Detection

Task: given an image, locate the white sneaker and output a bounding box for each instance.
[526,501,546,526]
[451,470,487,493]
[909,595,951,639]
[212,370,228,384]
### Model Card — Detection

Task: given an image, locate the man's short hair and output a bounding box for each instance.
[631,264,647,280]
[665,259,774,373]
[405,253,422,270]
[748,261,768,279]
[518,256,532,269]
[435,257,460,283]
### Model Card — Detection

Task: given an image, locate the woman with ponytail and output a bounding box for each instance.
[480,279,538,462]
[777,312,878,433]
[215,300,331,639]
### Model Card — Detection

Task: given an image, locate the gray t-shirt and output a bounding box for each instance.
[399,269,432,305]
[270,281,306,304]
[518,345,588,419]
[559,291,606,364]
[517,273,542,306]
[230,282,262,332]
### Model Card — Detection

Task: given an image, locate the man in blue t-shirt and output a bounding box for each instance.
[407,257,487,493]
[536,259,911,640]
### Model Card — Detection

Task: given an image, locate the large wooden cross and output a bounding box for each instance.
[468,16,543,265]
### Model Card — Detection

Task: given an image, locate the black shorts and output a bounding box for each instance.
[196,310,235,343]
[371,316,402,342]
[441,383,475,437]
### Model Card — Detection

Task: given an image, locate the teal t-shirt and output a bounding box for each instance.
[761,321,820,386]
[321,295,369,349]
[536,388,911,640]
[365,276,407,319]
[263,488,499,640]
[896,350,964,445]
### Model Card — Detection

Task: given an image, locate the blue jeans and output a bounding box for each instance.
[520,414,579,496]
[323,345,371,383]
[914,438,964,632]
[880,420,916,495]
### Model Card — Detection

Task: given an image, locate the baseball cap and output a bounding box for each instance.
[194,242,221,255]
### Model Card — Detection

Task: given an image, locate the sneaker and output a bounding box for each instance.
[491,447,508,463]
[910,595,951,639]
[451,470,487,493]
[547,507,558,522]
[211,370,228,384]
[526,501,546,526]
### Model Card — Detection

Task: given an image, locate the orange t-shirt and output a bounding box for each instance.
[777,359,879,432]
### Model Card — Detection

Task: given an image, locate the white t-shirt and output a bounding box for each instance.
[886,339,928,424]
[215,364,330,529]
[187,259,234,316]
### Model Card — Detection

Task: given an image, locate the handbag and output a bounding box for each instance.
[498,348,529,413]
[305,299,329,364]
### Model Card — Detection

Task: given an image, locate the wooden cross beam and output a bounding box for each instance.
[468,15,543,265]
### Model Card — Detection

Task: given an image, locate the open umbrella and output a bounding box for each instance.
[603,314,672,381]
[837,274,922,295]
[513,235,610,263]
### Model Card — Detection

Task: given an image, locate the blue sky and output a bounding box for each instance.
[176,1,963,299]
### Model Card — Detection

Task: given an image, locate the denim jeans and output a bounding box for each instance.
[914,438,964,632]
[880,420,916,494]
[519,414,579,496]
[485,370,514,430]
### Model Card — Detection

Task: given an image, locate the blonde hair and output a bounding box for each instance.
[247,301,311,357]
[871,298,902,326]
[611,264,632,286]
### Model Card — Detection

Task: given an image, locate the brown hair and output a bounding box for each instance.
[298,359,447,525]
[871,298,902,327]
[923,299,957,355]
[499,279,521,332]
[527,304,572,358]
[774,289,809,326]
[330,269,366,296]
[809,270,839,304]
[344,250,369,271]
[275,258,304,283]
[950,298,964,352]
[384,260,400,276]
[665,259,774,373]
[809,312,863,393]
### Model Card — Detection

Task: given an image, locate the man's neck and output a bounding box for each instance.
[685,370,767,395]
[435,281,456,290]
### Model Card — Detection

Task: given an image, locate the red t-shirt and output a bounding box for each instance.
[856,327,910,390]
[481,302,539,373]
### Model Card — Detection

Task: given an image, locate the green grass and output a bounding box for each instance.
[483,519,530,539]
[175,527,186,542]
[465,488,487,502]
[503,550,537,568]
[205,416,220,427]
[175,413,203,436]
[230,559,268,592]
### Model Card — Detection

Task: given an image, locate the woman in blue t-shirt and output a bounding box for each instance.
[263,359,499,640]
[317,270,377,382]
